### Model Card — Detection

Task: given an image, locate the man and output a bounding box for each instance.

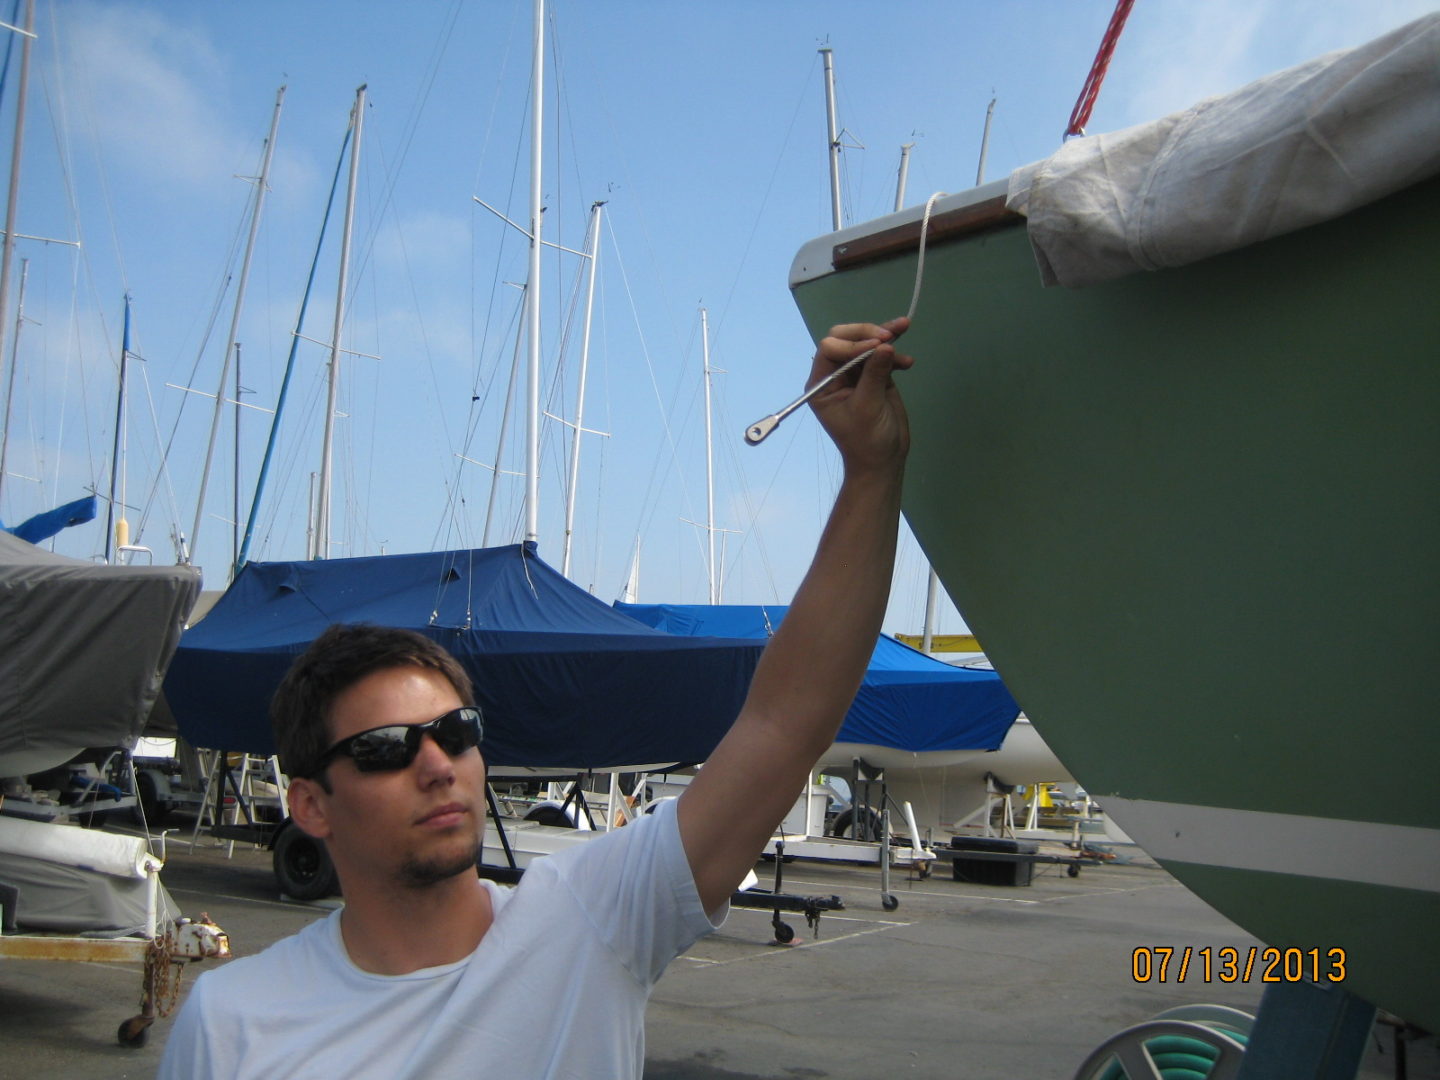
[158,318,913,1079]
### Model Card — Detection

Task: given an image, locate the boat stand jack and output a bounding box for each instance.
[119,916,232,1047]
[728,840,845,944]
[477,800,843,945]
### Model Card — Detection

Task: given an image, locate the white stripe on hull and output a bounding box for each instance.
[1101,797,1440,895]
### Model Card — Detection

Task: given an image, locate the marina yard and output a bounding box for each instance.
[0,834,1430,1079]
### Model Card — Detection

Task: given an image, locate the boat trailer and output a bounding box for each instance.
[0,866,230,1046]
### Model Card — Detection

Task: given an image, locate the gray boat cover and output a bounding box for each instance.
[1007,13,1440,287]
[0,532,201,776]
[0,851,179,934]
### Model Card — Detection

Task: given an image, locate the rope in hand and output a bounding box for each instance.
[1065,0,1136,138]
[745,190,948,446]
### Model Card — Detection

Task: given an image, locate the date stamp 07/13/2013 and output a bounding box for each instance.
[1132,946,1347,985]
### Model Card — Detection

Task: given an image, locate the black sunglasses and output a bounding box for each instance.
[308,706,484,777]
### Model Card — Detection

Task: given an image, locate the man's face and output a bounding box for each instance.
[299,664,486,890]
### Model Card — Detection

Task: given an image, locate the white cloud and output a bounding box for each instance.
[368,208,469,279]
[53,3,247,189]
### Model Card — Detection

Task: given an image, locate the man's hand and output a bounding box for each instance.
[808,317,913,474]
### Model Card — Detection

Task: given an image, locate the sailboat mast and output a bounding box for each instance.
[976,97,996,186]
[524,0,544,546]
[561,200,603,578]
[701,306,718,604]
[317,84,366,561]
[894,142,914,211]
[483,292,525,548]
[235,117,352,577]
[105,296,132,565]
[0,0,35,441]
[820,46,842,232]
[233,341,242,566]
[0,257,27,501]
[189,85,286,565]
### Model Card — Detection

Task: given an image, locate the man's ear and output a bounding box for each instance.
[288,777,334,840]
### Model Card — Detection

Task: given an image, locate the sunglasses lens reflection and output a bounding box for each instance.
[343,709,482,773]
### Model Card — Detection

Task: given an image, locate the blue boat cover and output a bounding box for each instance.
[165,544,765,767]
[617,603,1018,754]
[1,495,97,544]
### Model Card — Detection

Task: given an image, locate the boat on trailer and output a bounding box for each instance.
[0,531,227,1046]
[788,14,1440,1038]
[617,602,1025,861]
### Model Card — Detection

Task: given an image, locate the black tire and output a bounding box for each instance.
[77,806,110,828]
[132,772,171,826]
[1067,863,1081,878]
[273,823,338,901]
[829,807,883,841]
[881,893,900,912]
[524,804,576,828]
[773,921,795,944]
[117,1018,150,1048]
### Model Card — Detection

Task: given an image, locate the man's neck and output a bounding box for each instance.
[337,872,493,975]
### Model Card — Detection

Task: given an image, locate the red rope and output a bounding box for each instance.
[1065,0,1136,138]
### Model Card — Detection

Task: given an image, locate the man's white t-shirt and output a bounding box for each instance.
[157,799,720,1079]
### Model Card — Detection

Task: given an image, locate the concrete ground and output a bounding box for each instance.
[0,832,1433,1079]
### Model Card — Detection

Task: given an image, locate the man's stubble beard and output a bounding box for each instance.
[391,769,489,889]
[396,838,484,888]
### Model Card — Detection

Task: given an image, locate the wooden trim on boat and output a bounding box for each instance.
[831,195,1022,271]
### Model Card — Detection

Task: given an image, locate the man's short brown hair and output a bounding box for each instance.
[270,624,475,784]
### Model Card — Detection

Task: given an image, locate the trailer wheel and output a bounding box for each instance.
[829,807,883,841]
[133,771,171,825]
[524,804,576,828]
[117,1016,151,1048]
[773,921,795,944]
[77,806,110,828]
[881,893,900,912]
[273,824,338,901]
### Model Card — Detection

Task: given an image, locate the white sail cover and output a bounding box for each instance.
[0,531,200,775]
[0,815,160,878]
[1007,13,1440,288]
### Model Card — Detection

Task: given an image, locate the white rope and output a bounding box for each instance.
[907,191,948,321]
[744,191,949,446]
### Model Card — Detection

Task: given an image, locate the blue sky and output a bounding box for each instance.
[1,0,1432,635]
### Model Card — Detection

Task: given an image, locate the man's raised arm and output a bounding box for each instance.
[677,317,913,914]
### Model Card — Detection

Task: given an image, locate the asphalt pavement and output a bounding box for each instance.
[0,830,1433,1079]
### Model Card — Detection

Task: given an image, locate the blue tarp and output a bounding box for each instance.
[165,544,765,767]
[617,603,1018,754]
[1,495,97,545]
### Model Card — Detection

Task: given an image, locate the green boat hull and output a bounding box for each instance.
[791,175,1440,1030]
